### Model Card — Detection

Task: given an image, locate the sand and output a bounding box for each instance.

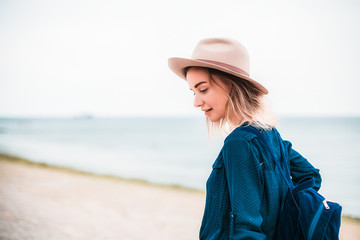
[0,154,359,240]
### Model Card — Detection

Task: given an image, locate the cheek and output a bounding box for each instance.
[216,92,228,109]
[219,99,228,114]
[206,85,229,110]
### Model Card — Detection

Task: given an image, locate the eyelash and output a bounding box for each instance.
[193,89,208,95]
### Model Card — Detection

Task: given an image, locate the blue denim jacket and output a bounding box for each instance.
[199,126,321,239]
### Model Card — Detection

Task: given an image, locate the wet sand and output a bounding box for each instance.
[0,154,359,239]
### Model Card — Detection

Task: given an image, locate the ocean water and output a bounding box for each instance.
[0,117,359,218]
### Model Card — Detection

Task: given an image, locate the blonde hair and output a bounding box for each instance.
[186,67,278,135]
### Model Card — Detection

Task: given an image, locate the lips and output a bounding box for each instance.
[204,108,213,115]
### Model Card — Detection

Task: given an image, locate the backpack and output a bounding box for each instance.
[240,126,342,240]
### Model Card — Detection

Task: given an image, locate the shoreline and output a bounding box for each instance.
[0,153,359,239]
[0,153,202,193]
[1,152,359,222]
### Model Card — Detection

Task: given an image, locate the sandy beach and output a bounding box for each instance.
[0,154,359,240]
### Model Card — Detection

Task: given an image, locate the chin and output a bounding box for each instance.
[207,115,222,123]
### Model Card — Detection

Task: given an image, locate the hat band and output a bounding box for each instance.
[196,59,249,77]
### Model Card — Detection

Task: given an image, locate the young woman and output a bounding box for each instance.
[168,38,322,239]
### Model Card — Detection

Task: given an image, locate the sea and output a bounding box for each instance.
[0,117,359,218]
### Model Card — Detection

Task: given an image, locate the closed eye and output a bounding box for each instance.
[192,88,208,96]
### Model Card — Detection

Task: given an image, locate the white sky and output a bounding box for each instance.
[0,0,359,117]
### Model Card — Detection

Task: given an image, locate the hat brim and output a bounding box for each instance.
[168,57,268,95]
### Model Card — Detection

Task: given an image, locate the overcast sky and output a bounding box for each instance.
[0,0,359,118]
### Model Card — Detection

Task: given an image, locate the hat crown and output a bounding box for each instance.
[191,38,250,74]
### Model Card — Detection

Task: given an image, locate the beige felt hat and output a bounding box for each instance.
[168,38,268,94]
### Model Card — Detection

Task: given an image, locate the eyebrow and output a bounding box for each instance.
[190,81,207,91]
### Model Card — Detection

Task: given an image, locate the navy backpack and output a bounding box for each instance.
[240,126,342,240]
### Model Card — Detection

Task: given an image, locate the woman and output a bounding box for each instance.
[168,38,322,239]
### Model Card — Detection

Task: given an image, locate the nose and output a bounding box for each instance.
[194,94,204,108]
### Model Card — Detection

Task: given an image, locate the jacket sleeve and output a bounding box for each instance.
[283,140,322,190]
[222,139,266,240]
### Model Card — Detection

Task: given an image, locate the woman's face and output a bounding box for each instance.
[186,68,230,122]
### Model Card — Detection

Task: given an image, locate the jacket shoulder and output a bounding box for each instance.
[224,126,258,144]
